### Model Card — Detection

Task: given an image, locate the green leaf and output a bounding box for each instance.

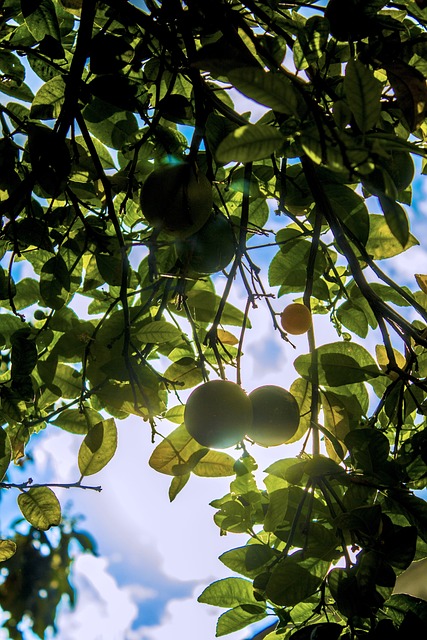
[227,67,298,115]
[384,593,427,627]
[53,408,104,435]
[345,429,390,473]
[193,449,236,477]
[95,253,123,286]
[0,266,15,301]
[0,540,17,562]
[38,361,82,399]
[335,504,382,538]
[344,59,382,132]
[0,314,31,348]
[148,424,204,476]
[168,474,190,501]
[0,427,12,481]
[219,545,278,579]
[216,124,283,163]
[39,255,71,310]
[17,486,61,530]
[324,183,370,246]
[163,357,204,390]
[78,418,118,477]
[266,554,329,606]
[30,75,65,120]
[174,288,247,326]
[268,240,328,299]
[21,0,61,42]
[264,488,290,532]
[287,378,311,444]
[82,98,139,150]
[164,405,185,424]
[294,342,382,386]
[11,329,37,377]
[378,195,410,247]
[198,577,258,608]
[216,605,267,637]
[289,623,343,640]
[366,214,418,259]
[5,278,39,311]
[135,320,182,344]
[386,489,427,543]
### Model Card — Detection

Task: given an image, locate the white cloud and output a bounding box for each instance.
[134,585,252,640]
[57,555,140,640]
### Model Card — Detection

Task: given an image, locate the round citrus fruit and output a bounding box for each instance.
[246,385,300,447]
[176,213,235,274]
[140,163,212,237]
[280,303,312,335]
[184,379,252,449]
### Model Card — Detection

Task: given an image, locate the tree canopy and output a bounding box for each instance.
[2,0,427,638]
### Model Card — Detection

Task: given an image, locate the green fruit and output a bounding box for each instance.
[325,0,377,41]
[176,213,236,274]
[184,379,252,449]
[140,163,212,237]
[247,385,300,447]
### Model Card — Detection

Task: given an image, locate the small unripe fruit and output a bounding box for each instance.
[246,385,300,447]
[140,163,212,238]
[280,303,312,335]
[184,379,252,449]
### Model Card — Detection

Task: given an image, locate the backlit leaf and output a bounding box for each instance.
[18,487,61,530]
[168,474,190,501]
[294,342,382,386]
[135,320,182,344]
[366,214,418,259]
[344,59,382,132]
[415,274,427,294]
[216,124,283,163]
[227,67,298,115]
[149,424,204,476]
[30,75,65,120]
[198,577,258,608]
[78,418,118,477]
[379,195,410,247]
[216,605,267,637]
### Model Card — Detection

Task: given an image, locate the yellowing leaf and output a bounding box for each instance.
[78,418,117,477]
[321,391,351,462]
[375,344,406,378]
[217,329,239,346]
[415,274,427,295]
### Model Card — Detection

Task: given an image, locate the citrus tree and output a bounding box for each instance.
[1,0,427,638]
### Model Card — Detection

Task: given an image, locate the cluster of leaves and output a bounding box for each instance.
[1,0,427,638]
[0,516,96,639]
